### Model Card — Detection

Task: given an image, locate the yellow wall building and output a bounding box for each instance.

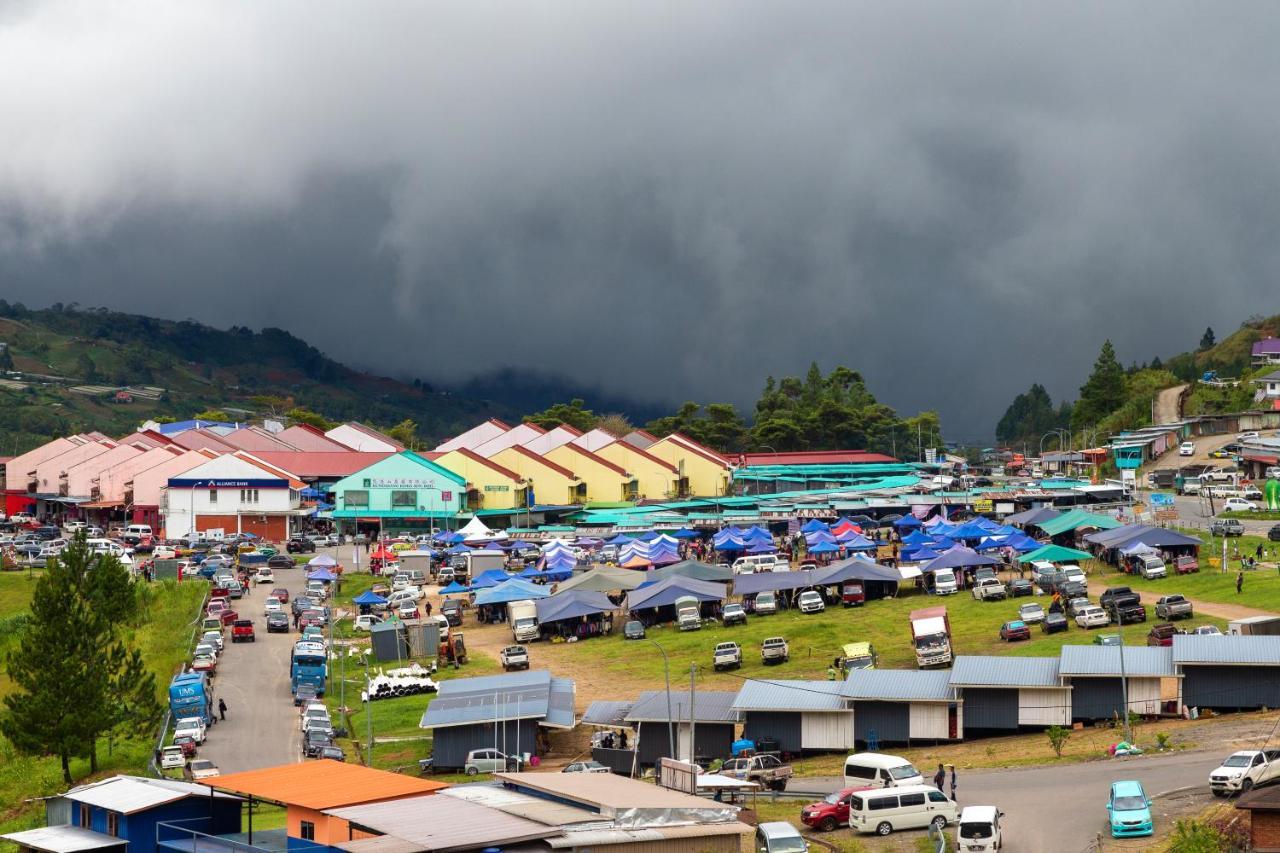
[433,448,527,511]
[491,445,585,506]
[645,433,732,498]
[594,440,679,501]
[545,444,635,503]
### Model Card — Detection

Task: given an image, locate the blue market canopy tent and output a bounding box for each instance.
[470,569,515,589]
[894,515,924,529]
[901,546,941,563]
[474,578,550,606]
[306,568,338,581]
[625,576,726,611]
[353,590,387,606]
[807,541,840,554]
[439,581,470,595]
[901,529,935,546]
[922,546,1000,571]
[800,519,829,533]
[672,528,701,539]
[536,590,617,624]
[839,534,877,551]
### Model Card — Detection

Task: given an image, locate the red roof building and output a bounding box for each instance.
[738,449,899,466]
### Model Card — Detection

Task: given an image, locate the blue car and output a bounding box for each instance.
[1107,780,1153,837]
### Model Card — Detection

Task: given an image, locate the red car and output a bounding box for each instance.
[801,787,870,831]
[231,619,256,643]
[271,588,290,603]
[218,608,239,626]
[999,620,1031,642]
[172,735,198,757]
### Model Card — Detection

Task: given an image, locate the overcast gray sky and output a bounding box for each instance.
[3,1,1278,441]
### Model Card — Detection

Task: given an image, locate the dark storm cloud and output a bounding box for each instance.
[3,1,1280,440]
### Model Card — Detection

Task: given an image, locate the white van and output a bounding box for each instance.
[1137,555,1167,580]
[956,806,1003,852]
[125,524,153,544]
[732,554,786,574]
[848,784,957,836]
[932,570,957,595]
[843,753,924,789]
[86,538,133,566]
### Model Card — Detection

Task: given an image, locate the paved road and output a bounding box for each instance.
[791,748,1221,852]
[198,566,308,774]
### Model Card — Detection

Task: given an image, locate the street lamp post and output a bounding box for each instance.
[1108,601,1133,745]
[646,638,676,760]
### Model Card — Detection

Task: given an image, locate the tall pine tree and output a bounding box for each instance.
[1199,327,1216,350]
[1072,340,1126,430]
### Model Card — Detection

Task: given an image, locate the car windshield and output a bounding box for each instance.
[959,823,993,839]
[848,655,874,669]
[766,836,807,853]
[1113,795,1146,811]
[887,764,919,780]
[822,792,843,805]
[1223,755,1253,767]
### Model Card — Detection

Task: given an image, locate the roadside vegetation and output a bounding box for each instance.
[0,545,206,837]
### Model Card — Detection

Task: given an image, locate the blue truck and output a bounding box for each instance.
[169,672,212,724]
[290,642,327,695]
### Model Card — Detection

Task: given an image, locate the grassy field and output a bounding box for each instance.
[0,577,207,838]
[513,589,1229,693]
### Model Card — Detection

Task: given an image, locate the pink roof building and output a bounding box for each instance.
[62,444,142,499]
[129,449,218,508]
[90,446,189,505]
[5,436,88,491]
[31,441,116,496]
[277,424,351,452]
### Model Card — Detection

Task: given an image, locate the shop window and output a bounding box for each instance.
[345,490,369,508]
[239,489,260,504]
[300,821,315,841]
[391,490,416,508]
[208,489,218,504]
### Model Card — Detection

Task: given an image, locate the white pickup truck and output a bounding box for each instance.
[971,578,1007,601]
[1210,750,1280,795]
[761,637,790,665]
[713,642,742,671]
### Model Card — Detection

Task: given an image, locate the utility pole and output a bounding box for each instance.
[689,665,697,767]
[1110,601,1132,745]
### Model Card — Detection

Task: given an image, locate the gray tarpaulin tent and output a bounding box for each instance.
[1006,506,1062,526]
[644,559,733,584]
[813,556,903,585]
[554,566,645,593]
[731,569,824,596]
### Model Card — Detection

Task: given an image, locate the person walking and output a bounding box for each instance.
[949,765,958,801]
[1237,571,1244,594]
[218,698,227,721]
[933,763,946,791]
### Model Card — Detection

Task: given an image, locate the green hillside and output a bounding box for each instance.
[995,314,1279,447]
[0,302,507,454]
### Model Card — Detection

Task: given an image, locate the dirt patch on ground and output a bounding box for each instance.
[1181,596,1273,620]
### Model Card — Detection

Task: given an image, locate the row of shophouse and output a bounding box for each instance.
[0,418,746,539]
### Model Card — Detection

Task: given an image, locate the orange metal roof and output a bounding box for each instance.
[206,760,445,810]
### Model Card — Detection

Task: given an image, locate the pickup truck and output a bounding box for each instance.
[722,603,747,626]
[1100,587,1147,624]
[500,645,529,671]
[971,578,1007,601]
[761,637,790,665]
[1210,749,1280,795]
[713,641,743,671]
[231,619,255,643]
[721,753,793,791]
[1155,595,1193,620]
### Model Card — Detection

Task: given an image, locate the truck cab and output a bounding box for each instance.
[713,642,743,671]
[1210,750,1280,795]
[761,637,789,664]
[676,595,702,631]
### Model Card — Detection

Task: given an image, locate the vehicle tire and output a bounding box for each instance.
[466,766,479,776]
[1242,778,1255,793]
[931,816,947,831]
[875,822,892,836]
[1212,789,1225,797]
[819,817,837,833]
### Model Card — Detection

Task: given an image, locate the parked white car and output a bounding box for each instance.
[956,806,1004,853]
[1179,441,1196,456]
[797,590,826,614]
[1222,497,1257,513]
[174,717,207,744]
[255,568,275,585]
[1210,750,1280,795]
[1075,605,1110,629]
[353,613,384,631]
